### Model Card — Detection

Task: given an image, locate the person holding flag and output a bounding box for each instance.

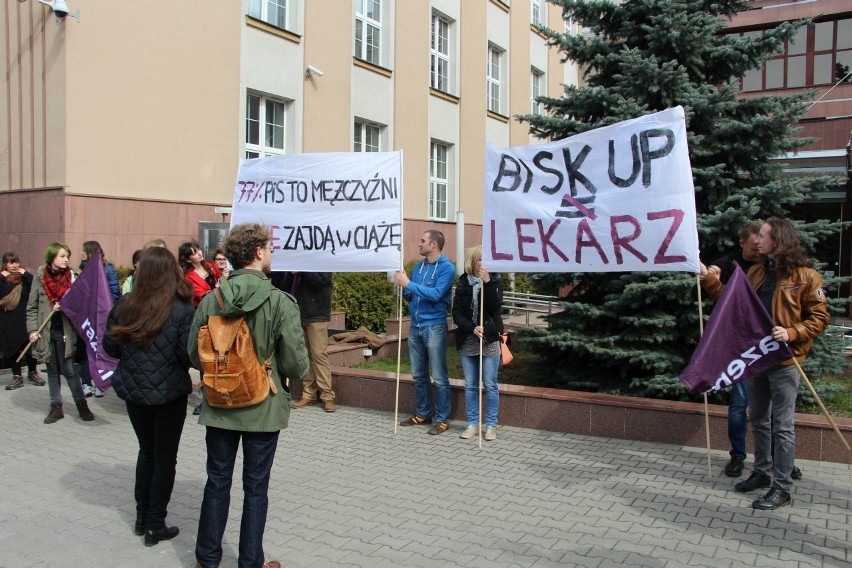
[699,218,829,510]
[26,242,94,424]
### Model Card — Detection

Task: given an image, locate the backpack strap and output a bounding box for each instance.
[213,287,225,310]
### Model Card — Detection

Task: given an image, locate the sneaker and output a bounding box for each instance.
[323,400,337,413]
[485,426,497,441]
[400,415,432,426]
[460,425,479,439]
[291,398,317,409]
[752,487,791,510]
[791,466,802,480]
[5,375,24,390]
[427,421,449,435]
[735,471,771,493]
[724,456,744,478]
[262,562,281,568]
[93,387,105,398]
[81,384,94,398]
[27,370,45,386]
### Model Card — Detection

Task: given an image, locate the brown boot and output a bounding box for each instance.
[291,398,317,409]
[76,399,94,421]
[5,375,24,390]
[44,402,64,424]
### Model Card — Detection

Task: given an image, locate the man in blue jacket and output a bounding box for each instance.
[395,230,456,435]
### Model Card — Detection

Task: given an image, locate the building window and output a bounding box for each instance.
[248,0,287,30]
[740,18,852,91]
[531,0,544,26]
[431,13,450,92]
[355,0,382,65]
[354,120,382,152]
[429,141,449,220]
[245,94,287,159]
[531,68,544,115]
[487,44,504,113]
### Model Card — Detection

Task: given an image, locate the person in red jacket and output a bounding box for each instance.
[178,241,221,308]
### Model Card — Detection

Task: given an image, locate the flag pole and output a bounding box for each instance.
[792,358,851,451]
[696,275,712,478]
[16,310,55,363]
[393,284,403,434]
[478,283,485,448]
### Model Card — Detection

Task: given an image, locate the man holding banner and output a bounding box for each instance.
[699,218,829,510]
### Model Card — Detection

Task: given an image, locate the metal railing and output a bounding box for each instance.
[502,291,561,326]
[826,324,852,355]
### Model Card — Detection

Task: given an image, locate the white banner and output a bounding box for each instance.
[483,107,699,273]
[231,151,403,272]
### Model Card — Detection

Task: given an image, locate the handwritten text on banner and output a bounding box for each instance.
[231,151,403,272]
[483,107,699,273]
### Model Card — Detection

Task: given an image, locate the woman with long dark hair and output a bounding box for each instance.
[1,252,44,390]
[178,240,220,308]
[104,247,195,546]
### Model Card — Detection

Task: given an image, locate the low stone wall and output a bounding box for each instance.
[292,364,852,465]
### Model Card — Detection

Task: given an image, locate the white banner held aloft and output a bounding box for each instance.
[231,151,403,272]
[483,106,699,273]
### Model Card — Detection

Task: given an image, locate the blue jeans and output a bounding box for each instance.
[728,381,748,460]
[461,354,500,427]
[408,324,451,423]
[748,365,799,492]
[196,427,280,568]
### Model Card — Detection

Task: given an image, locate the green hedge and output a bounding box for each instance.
[332,272,400,332]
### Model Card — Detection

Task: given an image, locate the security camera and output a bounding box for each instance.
[37,0,80,22]
[305,65,325,79]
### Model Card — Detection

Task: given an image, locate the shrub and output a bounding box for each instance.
[332,272,399,332]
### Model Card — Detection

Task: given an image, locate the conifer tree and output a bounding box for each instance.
[520,0,843,397]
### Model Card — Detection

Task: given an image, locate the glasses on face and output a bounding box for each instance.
[214,257,227,263]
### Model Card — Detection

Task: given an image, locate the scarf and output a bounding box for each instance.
[467,274,482,322]
[42,265,72,304]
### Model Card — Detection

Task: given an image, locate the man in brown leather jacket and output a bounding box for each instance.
[700,217,829,510]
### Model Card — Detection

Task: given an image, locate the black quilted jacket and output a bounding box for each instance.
[103,298,196,406]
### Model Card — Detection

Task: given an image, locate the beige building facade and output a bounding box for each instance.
[1,0,578,270]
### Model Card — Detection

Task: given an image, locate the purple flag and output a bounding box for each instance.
[59,250,119,390]
[679,265,794,393]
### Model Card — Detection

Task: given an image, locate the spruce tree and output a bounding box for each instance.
[519,0,844,398]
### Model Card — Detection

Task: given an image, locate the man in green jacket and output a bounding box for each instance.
[189,223,309,568]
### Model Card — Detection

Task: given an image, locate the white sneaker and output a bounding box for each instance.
[93,387,105,398]
[485,426,497,441]
[460,425,479,439]
[81,384,94,398]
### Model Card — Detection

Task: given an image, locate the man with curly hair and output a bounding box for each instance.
[701,217,829,510]
[189,223,309,568]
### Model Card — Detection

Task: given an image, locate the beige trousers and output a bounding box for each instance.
[300,321,334,401]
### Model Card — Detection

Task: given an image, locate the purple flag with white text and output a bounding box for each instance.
[59,251,118,390]
[679,265,793,393]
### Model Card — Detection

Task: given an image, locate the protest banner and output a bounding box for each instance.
[59,251,118,390]
[231,151,403,272]
[680,266,793,394]
[483,106,699,273]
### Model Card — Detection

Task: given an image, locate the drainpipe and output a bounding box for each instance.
[456,211,465,276]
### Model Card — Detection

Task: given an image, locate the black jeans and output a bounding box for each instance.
[125,396,188,529]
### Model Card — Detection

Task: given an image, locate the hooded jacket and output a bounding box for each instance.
[402,254,456,328]
[189,269,310,432]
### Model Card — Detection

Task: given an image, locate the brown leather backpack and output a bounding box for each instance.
[197,289,277,408]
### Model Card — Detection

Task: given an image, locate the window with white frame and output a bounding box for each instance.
[531,68,544,115]
[429,141,450,220]
[248,0,287,30]
[354,0,382,65]
[353,120,382,152]
[531,0,544,26]
[487,44,504,114]
[245,93,288,159]
[431,13,450,92]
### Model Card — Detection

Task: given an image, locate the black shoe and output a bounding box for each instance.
[192,404,202,416]
[724,456,744,478]
[752,488,791,510]
[791,466,802,480]
[735,471,771,493]
[144,525,179,546]
[134,517,145,536]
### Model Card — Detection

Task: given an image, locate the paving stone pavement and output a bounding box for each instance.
[0,369,850,568]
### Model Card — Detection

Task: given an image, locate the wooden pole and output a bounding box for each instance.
[393,285,403,434]
[792,358,851,452]
[696,276,712,478]
[16,310,54,363]
[478,283,485,448]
